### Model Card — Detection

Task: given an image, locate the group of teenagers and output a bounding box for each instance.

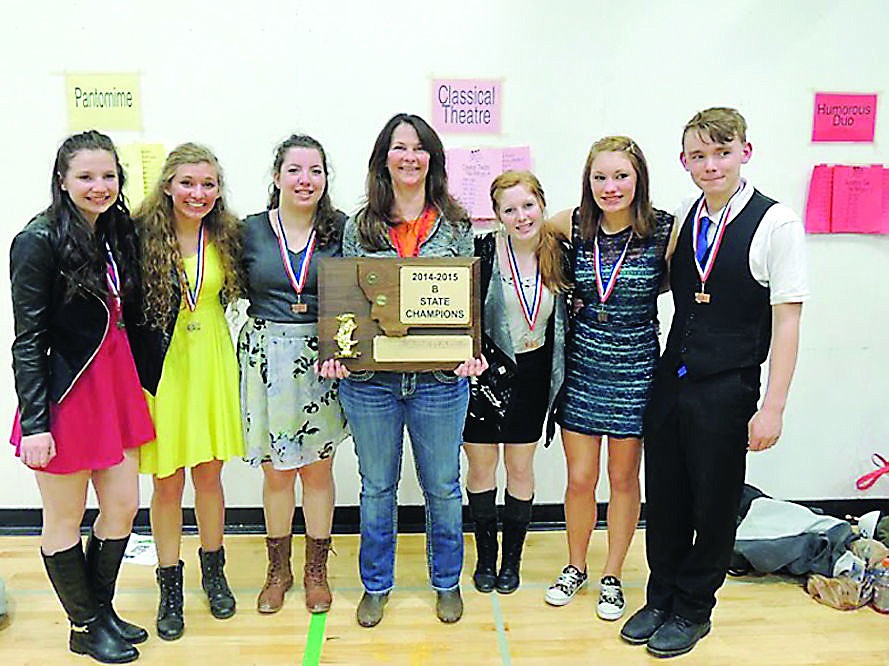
[9,105,807,663]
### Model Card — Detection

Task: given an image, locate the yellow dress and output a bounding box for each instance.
[139,243,244,478]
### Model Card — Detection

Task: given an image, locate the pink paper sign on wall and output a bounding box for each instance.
[431,79,501,134]
[812,93,877,142]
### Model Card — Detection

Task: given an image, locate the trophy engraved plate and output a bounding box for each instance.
[373,335,473,363]
[318,257,480,371]
[399,266,471,327]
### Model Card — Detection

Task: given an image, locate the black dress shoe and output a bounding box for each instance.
[620,606,668,645]
[646,614,711,658]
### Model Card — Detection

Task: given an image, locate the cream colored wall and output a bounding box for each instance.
[0,0,887,511]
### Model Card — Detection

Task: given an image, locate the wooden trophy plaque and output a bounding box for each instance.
[318,257,481,371]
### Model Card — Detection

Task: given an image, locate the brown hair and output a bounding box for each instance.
[578,136,655,242]
[267,134,341,249]
[490,170,570,294]
[357,113,469,251]
[48,130,138,301]
[682,107,748,147]
[134,143,242,329]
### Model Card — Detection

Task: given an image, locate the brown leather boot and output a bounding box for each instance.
[304,536,333,614]
[257,536,293,614]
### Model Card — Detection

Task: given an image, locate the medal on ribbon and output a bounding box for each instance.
[593,224,632,323]
[505,236,543,331]
[180,222,206,328]
[691,187,742,304]
[274,209,317,314]
[104,242,125,329]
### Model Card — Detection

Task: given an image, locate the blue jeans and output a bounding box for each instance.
[339,371,468,592]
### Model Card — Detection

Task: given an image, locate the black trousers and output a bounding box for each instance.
[642,366,760,623]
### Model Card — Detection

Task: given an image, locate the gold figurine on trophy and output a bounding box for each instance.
[334,313,361,358]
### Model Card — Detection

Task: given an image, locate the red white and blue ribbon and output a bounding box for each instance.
[274,209,317,302]
[593,225,632,307]
[691,187,743,288]
[104,242,121,309]
[181,221,206,311]
[505,236,543,331]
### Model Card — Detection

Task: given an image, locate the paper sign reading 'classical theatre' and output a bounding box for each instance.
[431,79,501,134]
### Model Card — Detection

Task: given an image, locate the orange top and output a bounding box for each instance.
[388,207,437,258]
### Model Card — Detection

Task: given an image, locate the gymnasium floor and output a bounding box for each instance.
[0,531,886,665]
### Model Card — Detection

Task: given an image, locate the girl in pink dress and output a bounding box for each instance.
[9,131,155,664]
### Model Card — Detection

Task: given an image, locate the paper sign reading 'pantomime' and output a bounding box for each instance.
[431,79,501,134]
[66,73,142,131]
[812,93,877,142]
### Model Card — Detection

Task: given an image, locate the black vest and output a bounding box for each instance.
[662,190,775,379]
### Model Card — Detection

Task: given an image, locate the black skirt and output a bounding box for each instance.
[463,341,551,444]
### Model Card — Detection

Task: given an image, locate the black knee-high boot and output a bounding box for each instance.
[467,489,498,593]
[496,493,532,594]
[85,531,148,644]
[42,543,139,664]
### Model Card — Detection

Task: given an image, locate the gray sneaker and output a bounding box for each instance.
[596,575,625,620]
[545,565,588,606]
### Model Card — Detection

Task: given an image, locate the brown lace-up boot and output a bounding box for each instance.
[304,536,333,613]
[257,536,293,614]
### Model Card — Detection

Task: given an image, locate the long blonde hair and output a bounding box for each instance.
[134,143,242,329]
[490,170,571,294]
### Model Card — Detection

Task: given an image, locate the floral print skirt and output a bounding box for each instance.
[238,317,348,470]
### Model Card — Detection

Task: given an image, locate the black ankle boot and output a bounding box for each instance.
[155,561,184,641]
[85,531,148,645]
[467,489,498,593]
[199,547,236,619]
[42,543,139,664]
[496,494,532,594]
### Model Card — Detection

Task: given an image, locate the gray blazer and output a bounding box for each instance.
[343,211,473,259]
[476,232,567,445]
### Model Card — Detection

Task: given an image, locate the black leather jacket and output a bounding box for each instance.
[9,214,137,436]
[124,276,180,396]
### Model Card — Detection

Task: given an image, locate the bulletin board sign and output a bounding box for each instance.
[804,163,889,234]
[431,79,501,134]
[445,146,531,219]
[811,93,877,142]
[66,72,142,132]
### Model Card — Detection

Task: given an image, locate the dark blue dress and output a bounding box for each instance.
[557,208,673,438]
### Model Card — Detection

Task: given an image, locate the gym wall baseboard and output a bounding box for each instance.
[1,498,884,536]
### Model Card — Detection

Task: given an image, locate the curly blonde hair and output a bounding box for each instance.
[133,143,242,330]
